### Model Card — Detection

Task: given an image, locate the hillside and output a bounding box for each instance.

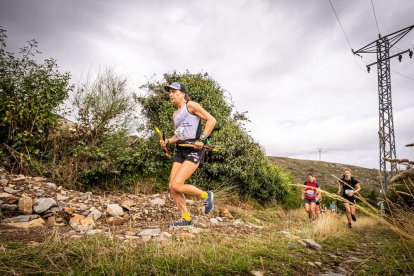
[268,156,381,191]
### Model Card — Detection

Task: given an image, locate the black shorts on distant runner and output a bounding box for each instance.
[342,195,356,205]
[173,146,205,164]
[304,198,316,204]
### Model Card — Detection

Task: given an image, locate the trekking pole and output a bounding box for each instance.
[177,143,221,152]
[155,127,169,157]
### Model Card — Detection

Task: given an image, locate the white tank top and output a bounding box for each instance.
[173,103,201,141]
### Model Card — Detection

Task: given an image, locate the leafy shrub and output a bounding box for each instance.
[50,70,153,190]
[0,28,72,173]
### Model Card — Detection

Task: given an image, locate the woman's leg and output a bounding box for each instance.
[169,162,186,215]
[350,204,356,217]
[315,204,320,219]
[304,202,311,219]
[169,160,204,216]
[310,202,316,221]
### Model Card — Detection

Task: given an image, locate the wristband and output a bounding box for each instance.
[166,139,169,145]
[199,133,208,140]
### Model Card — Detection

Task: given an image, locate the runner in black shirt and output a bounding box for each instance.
[338,168,361,228]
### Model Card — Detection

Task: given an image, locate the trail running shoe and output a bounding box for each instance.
[348,222,352,228]
[351,214,357,221]
[204,191,214,214]
[169,218,194,227]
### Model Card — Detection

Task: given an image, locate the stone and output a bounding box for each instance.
[0,192,18,204]
[46,182,57,189]
[33,198,57,213]
[1,204,18,211]
[121,199,135,210]
[210,218,219,224]
[298,239,322,250]
[106,203,124,217]
[250,271,264,276]
[33,177,47,182]
[18,196,33,214]
[2,218,45,229]
[46,216,56,225]
[233,219,243,226]
[56,194,69,201]
[149,198,165,206]
[88,209,102,221]
[86,229,104,235]
[69,215,95,232]
[177,233,196,239]
[64,207,75,215]
[11,176,26,182]
[188,227,206,234]
[2,214,39,223]
[0,179,8,186]
[124,235,140,240]
[142,236,152,242]
[138,228,161,237]
[78,203,89,211]
[3,187,20,194]
[220,208,234,219]
[107,216,126,226]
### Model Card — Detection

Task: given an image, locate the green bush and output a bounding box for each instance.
[0,28,72,173]
[50,70,155,190]
[136,71,291,203]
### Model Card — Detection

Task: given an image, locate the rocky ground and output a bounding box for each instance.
[0,167,265,245]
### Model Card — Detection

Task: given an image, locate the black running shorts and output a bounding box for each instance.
[342,195,356,205]
[173,146,205,164]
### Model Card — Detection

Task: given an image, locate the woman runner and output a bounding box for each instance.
[160,82,216,227]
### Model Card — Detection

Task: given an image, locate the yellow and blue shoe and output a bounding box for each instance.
[204,191,214,214]
[169,218,194,227]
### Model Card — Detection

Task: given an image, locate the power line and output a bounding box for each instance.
[328,1,414,81]
[328,0,353,50]
[370,0,381,36]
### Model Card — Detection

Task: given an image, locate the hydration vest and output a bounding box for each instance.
[304,180,318,200]
[173,102,201,142]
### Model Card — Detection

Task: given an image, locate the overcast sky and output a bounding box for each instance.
[1,0,413,169]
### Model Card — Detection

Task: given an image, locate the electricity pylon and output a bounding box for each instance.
[353,24,413,195]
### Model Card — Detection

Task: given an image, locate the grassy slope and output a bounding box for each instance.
[268,156,381,191]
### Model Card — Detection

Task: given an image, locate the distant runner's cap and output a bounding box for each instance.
[164,82,187,94]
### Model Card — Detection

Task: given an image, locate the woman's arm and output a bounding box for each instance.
[354,183,361,193]
[338,182,342,195]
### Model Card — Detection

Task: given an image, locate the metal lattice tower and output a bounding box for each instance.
[353,24,414,193]
[376,37,397,186]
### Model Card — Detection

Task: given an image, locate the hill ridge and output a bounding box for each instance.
[268,156,380,190]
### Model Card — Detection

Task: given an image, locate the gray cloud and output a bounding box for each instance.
[1,0,413,169]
